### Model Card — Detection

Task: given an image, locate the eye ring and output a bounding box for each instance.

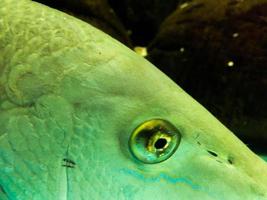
[129,119,181,164]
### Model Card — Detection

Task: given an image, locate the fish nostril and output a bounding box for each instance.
[207,150,218,157]
[227,157,234,165]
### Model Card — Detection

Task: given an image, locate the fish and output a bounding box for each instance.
[0,0,266,199]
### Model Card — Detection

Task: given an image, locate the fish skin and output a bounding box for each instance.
[0,0,267,199]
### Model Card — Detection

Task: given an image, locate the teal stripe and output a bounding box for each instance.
[120,168,200,190]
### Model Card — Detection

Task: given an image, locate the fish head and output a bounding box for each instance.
[59,47,267,200]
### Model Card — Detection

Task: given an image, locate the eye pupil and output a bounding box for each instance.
[154,138,167,149]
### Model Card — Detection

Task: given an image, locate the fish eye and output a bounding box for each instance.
[129,119,181,164]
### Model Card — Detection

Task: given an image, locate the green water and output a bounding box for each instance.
[260,155,267,162]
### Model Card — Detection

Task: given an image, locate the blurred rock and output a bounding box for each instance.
[108,0,179,45]
[148,0,267,150]
[34,0,131,46]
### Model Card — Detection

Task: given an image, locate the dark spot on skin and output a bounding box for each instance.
[73,102,82,109]
[227,157,234,165]
[62,158,76,168]
[0,185,6,194]
[207,150,218,157]
[63,158,76,165]
[154,138,167,149]
[197,141,201,146]
[216,160,223,164]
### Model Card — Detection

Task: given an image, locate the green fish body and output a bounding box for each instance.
[0,0,267,199]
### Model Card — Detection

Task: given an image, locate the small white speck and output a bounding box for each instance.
[180,3,189,9]
[227,61,234,67]
[134,46,147,57]
[180,47,185,52]
[232,33,239,38]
